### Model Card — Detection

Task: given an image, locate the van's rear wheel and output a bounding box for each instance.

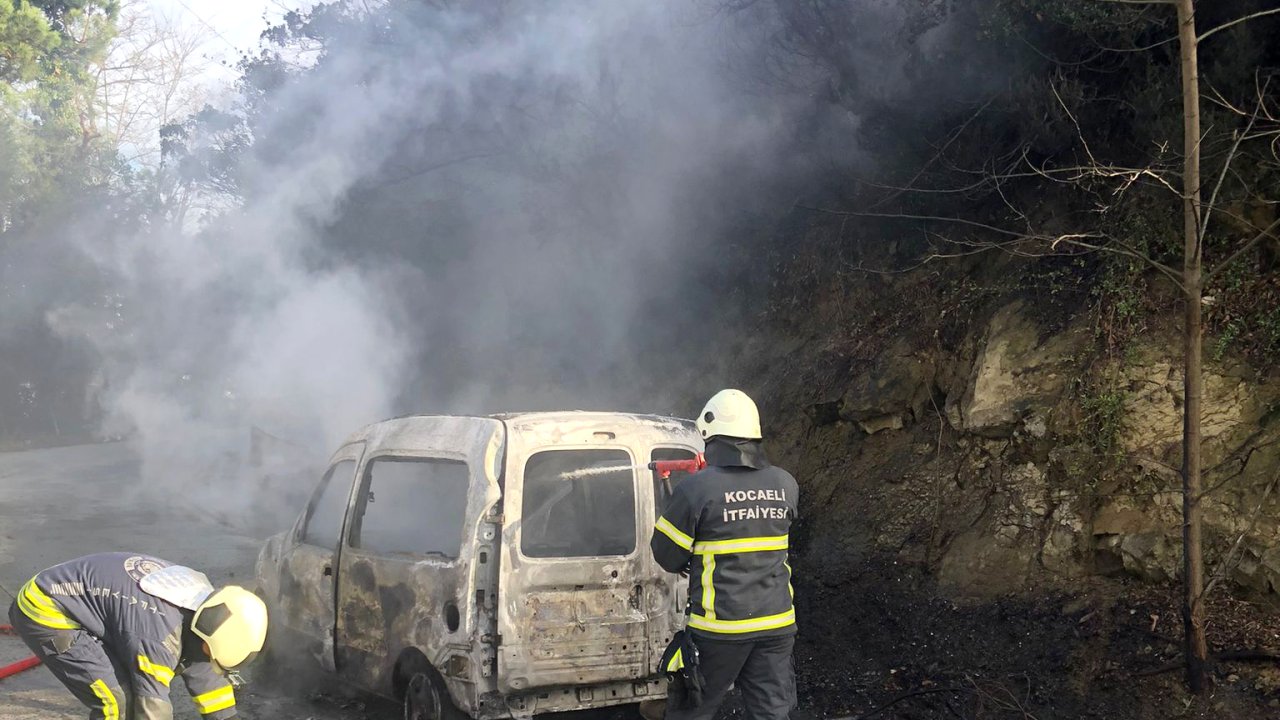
[403,672,440,720]
[403,671,464,720]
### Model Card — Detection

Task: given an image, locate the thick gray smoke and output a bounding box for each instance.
[23,0,975,526]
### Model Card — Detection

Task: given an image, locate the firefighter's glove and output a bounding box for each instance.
[659,631,704,709]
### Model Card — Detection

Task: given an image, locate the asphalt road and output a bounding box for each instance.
[0,442,385,720]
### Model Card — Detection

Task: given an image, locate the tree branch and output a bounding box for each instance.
[799,206,1187,289]
[1202,88,1264,238]
[1051,236,1187,289]
[1198,8,1280,43]
[1199,468,1280,603]
[866,96,996,212]
[1204,216,1280,282]
[797,206,1034,239]
[1098,6,1280,53]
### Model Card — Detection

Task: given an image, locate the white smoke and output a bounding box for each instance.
[42,0,874,527]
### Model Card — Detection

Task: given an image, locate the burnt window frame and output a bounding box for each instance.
[517,446,640,560]
[297,458,358,550]
[345,453,473,561]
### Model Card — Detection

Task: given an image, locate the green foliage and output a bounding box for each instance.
[1208,259,1280,366]
[0,0,118,227]
[985,0,1159,39]
[1086,250,1149,361]
[0,0,60,82]
[1075,370,1128,463]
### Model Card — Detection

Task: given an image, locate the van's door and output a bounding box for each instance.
[276,442,363,672]
[335,417,504,695]
[497,417,656,693]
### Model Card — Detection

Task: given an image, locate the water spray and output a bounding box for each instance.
[558,454,706,480]
[559,464,650,479]
[648,454,706,480]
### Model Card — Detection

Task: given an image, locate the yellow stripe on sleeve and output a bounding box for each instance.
[137,655,175,687]
[193,684,236,715]
[654,516,693,551]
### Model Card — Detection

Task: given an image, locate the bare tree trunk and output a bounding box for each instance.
[1175,0,1210,694]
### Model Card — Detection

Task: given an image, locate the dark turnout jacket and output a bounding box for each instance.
[651,438,799,640]
[15,552,236,720]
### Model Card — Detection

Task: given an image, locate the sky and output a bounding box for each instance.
[145,0,317,84]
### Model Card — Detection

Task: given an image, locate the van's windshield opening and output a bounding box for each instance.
[521,449,636,558]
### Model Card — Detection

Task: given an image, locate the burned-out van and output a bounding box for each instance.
[254,412,702,719]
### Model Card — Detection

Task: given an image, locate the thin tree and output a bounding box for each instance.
[1132,0,1277,692]
[90,0,214,167]
[1172,0,1208,693]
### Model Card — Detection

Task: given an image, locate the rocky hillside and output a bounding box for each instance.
[765,290,1280,600]
[685,236,1280,715]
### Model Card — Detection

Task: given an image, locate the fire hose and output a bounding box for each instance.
[0,624,42,680]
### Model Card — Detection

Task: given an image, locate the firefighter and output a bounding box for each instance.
[7,552,268,720]
[651,389,799,720]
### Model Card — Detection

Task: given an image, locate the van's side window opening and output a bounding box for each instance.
[650,448,697,518]
[351,457,470,559]
[522,449,636,558]
[301,459,356,549]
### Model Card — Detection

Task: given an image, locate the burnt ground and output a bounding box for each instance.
[777,562,1280,720]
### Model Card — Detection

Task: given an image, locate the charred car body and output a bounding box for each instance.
[254,412,701,718]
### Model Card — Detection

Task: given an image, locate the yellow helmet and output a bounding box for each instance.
[192,586,268,673]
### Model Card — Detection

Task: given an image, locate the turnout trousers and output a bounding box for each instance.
[666,633,796,720]
[8,600,131,720]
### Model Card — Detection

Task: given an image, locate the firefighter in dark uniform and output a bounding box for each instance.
[652,389,799,720]
[7,552,268,720]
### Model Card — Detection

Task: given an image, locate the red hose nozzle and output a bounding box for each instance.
[647,453,706,479]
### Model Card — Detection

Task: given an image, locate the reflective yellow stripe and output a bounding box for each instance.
[17,579,80,630]
[654,517,693,551]
[692,534,788,554]
[193,684,235,714]
[89,680,120,720]
[137,655,175,687]
[687,608,796,634]
[666,647,683,672]
[700,553,716,619]
[784,561,794,599]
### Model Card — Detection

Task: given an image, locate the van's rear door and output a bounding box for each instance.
[497,414,676,693]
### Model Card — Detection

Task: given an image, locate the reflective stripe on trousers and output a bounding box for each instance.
[7,600,129,720]
[89,679,121,720]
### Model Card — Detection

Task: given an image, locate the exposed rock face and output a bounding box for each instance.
[838,340,934,434]
[1121,357,1257,454]
[948,302,1088,436]
[768,299,1280,601]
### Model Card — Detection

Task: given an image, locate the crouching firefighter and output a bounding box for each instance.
[651,389,799,720]
[7,552,268,720]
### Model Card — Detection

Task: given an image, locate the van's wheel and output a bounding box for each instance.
[403,671,463,720]
[403,672,441,720]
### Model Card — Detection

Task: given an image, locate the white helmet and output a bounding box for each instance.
[696,389,762,440]
[192,586,268,673]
